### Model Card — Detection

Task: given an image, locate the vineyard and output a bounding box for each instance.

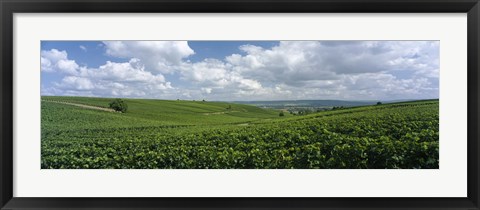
[41,96,439,169]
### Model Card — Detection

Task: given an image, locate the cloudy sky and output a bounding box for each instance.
[41,41,439,101]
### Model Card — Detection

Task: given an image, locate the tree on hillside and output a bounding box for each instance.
[109,98,128,113]
[377,101,382,105]
[279,111,285,117]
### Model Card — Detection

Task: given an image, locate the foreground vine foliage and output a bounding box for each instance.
[41,96,438,169]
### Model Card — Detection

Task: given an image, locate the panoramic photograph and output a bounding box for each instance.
[41,40,439,169]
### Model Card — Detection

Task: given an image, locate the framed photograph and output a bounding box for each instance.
[1,0,479,209]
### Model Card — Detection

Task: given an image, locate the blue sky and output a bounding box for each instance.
[41,41,439,101]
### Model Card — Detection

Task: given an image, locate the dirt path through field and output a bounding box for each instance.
[42,100,118,112]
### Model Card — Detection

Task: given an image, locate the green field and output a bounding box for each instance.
[41,96,439,169]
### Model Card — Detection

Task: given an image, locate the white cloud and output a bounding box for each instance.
[42,49,173,98]
[41,41,439,101]
[79,58,166,84]
[177,58,264,98]
[103,41,194,74]
[40,57,53,72]
[41,49,67,63]
[227,41,438,83]
[201,88,212,94]
[41,49,79,74]
[338,73,437,100]
[56,76,95,90]
[179,59,229,86]
[220,41,439,100]
[56,59,79,75]
[79,45,87,52]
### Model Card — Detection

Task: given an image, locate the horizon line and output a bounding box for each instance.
[41,95,439,102]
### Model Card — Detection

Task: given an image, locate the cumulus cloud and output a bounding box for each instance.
[79,58,166,84]
[41,41,439,101]
[226,41,438,84]
[221,41,439,100]
[56,76,95,91]
[41,49,79,75]
[103,41,194,74]
[175,58,265,100]
[41,49,173,97]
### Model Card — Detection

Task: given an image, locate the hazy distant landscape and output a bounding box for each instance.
[233,99,424,114]
[41,40,439,169]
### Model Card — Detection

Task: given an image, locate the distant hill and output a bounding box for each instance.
[231,99,436,109]
[232,100,377,109]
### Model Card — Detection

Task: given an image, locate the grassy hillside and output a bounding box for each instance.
[42,96,285,129]
[41,96,439,169]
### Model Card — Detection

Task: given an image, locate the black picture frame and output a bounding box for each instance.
[1,0,479,209]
